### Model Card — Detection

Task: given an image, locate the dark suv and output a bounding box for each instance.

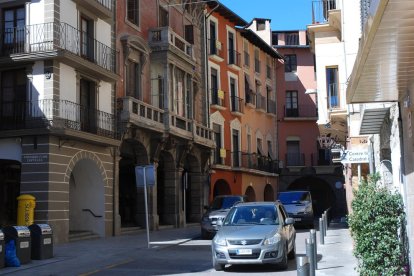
[277,191,314,228]
[201,195,247,239]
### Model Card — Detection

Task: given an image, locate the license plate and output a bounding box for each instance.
[294,218,301,221]
[236,249,252,255]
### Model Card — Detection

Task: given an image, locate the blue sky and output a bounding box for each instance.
[218,0,314,31]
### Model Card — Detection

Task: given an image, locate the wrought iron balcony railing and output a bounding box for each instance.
[0,99,117,139]
[256,94,267,111]
[211,88,225,107]
[1,22,117,73]
[230,95,244,113]
[246,90,256,105]
[96,0,113,10]
[284,104,318,118]
[228,49,241,67]
[208,39,224,59]
[267,99,276,114]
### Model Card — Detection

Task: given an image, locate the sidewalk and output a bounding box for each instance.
[0,222,358,275]
[315,222,358,276]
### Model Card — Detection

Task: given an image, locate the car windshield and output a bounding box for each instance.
[211,197,242,210]
[223,205,279,226]
[278,192,309,204]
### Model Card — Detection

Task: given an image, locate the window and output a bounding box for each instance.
[256,19,266,31]
[254,49,260,73]
[3,6,25,53]
[0,69,27,123]
[228,31,236,65]
[285,54,297,72]
[213,123,222,164]
[127,0,139,26]
[80,78,97,132]
[285,90,298,117]
[232,129,240,167]
[185,25,194,44]
[326,67,339,109]
[210,68,220,105]
[80,16,94,60]
[126,60,141,99]
[266,58,272,79]
[272,32,279,46]
[245,75,254,105]
[267,140,273,159]
[286,141,301,166]
[257,138,263,155]
[285,32,299,45]
[209,21,217,55]
[159,6,168,27]
[243,40,250,67]
[230,77,240,112]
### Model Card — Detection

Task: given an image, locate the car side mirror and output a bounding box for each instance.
[216,219,223,227]
[285,217,294,225]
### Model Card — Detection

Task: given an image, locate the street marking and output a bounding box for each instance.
[79,258,134,276]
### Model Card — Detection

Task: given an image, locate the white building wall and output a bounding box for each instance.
[60,1,77,27]
[31,61,45,100]
[96,19,111,47]
[27,0,45,25]
[99,81,112,113]
[59,63,77,103]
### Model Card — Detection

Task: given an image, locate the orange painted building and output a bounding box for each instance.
[206,3,283,202]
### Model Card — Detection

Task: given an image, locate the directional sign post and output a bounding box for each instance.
[135,165,156,249]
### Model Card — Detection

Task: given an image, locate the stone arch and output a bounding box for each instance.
[157,151,176,226]
[183,154,202,223]
[64,150,108,184]
[213,179,231,197]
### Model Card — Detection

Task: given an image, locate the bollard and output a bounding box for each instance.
[17,194,36,226]
[324,211,328,232]
[319,218,324,245]
[306,238,315,276]
[322,214,326,237]
[296,255,310,276]
[310,229,318,270]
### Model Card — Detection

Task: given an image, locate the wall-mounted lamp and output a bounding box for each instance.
[45,71,52,80]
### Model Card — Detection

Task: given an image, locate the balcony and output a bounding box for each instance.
[208,39,224,62]
[230,96,244,115]
[256,94,267,112]
[267,99,276,115]
[284,104,318,119]
[285,153,305,166]
[245,90,256,106]
[0,22,118,81]
[211,88,226,109]
[228,49,241,69]
[117,97,164,133]
[311,0,341,31]
[72,0,113,19]
[0,99,118,141]
[212,150,279,174]
[149,27,194,63]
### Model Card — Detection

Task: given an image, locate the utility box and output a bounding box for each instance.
[28,224,53,260]
[0,229,4,268]
[3,226,31,264]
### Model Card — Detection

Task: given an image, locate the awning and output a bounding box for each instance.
[359,107,390,135]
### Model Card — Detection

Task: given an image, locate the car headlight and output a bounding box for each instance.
[263,233,281,245]
[214,237,227,246]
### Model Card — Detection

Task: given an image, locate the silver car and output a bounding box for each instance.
[211,201,296,271]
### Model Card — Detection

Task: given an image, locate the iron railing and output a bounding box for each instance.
[228,49,241,67]
[246,90,256,105]
[267,99,276,114]
[1,22,117,73]
[256,94,267,111]
[284,104,318,118]
[208,39,224,59]
[230,95,244,113]
[285,153,305,166]
[95,0,113,10]
[327,83,339,109]
[0,99,117,138]
[211,88,225,107]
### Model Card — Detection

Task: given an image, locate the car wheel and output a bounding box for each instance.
[288,242,296,260]
[212,257,225,271]
[278,244,288,270]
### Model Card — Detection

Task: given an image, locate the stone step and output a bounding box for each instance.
[69,230,100,242]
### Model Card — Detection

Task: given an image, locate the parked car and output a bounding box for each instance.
[211,201,296,271]
[201,195,247,239]
[277,190,314,228]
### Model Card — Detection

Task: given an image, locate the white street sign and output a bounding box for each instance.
[340,150,369,164]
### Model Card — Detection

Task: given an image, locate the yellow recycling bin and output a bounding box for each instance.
[17,194,36,226]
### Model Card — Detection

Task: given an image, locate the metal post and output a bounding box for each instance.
[322,214,326,236]
[296,256,310,276]
[306,238,315,276]
[319,218,324,244]
[143,167,150,249]
[324,211,328,233]
[310,229,317,269]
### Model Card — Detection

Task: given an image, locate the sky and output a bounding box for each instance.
[218,0,314,31]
